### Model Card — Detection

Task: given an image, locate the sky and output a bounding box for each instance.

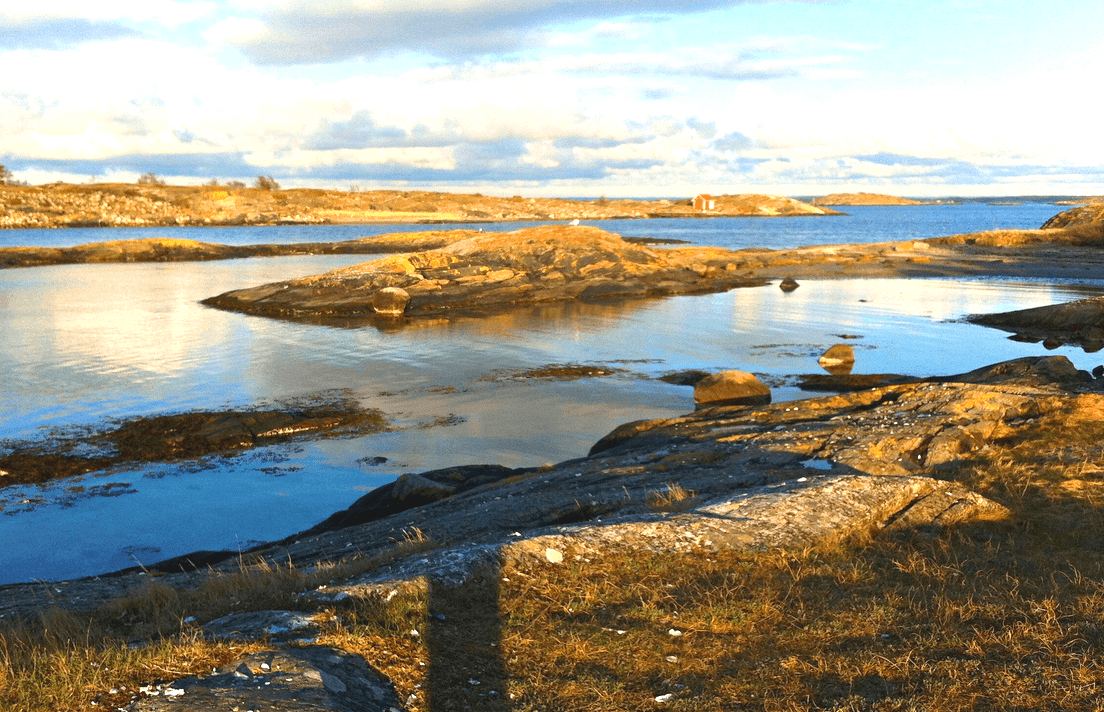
[1,0,1102,197]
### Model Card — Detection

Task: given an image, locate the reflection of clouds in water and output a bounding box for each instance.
[759,278,1104,323]
[43,263,234,382]
[0,255,371,427]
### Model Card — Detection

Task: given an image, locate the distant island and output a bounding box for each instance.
[812,192,933,206]
[0,183,839,230]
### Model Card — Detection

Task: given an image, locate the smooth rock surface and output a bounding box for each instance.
[818,344,857,374]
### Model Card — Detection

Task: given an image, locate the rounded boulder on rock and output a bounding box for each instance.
[372,286,410,315]
[819,344,856,367]
[693,370,771,407]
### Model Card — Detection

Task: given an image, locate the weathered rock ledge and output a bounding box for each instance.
[4,356,1100,711]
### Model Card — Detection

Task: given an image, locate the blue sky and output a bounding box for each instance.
[2,0,1101,196]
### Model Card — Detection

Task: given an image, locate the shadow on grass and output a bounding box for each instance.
[426,557,510,712]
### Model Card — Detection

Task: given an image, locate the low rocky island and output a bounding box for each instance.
[0,183,837,230]
[812,191,932,206]
[200,225,768,322]
[194,212,1104,327]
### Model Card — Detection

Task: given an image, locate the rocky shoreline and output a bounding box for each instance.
[2,355,1097,620]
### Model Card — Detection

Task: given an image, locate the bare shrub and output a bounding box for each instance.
[254,175,280,191]
[137,173,166,186]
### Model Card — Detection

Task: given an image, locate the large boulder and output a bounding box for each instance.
[693,370,771,407]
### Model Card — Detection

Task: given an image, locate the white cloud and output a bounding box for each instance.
[1,1,215,28]
[210,0,824,64]
[204,17,269,46]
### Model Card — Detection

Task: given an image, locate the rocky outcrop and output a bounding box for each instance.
[201,226,767,321]
[33,355,1086,712]
[813,192,928,206]
[969,296,1104,353]
[1040,203,1104,230]
[659,193,841,217]
[779,276,800,292]
[300,464,523,538]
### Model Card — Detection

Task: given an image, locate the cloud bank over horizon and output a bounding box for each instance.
[2,0,1101,197]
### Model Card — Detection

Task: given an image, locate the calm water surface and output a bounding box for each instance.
[1,206,1100,583]
[0,202,1066,250]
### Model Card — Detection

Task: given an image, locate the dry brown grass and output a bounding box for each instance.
[6,399,1104,711]
[0,527,438,711]
[646,481,699,512]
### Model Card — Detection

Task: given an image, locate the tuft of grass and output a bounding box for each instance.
[646,482,698,512]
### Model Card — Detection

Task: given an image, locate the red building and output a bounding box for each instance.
[693,194,715,211]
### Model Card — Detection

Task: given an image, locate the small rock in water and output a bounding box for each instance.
[779,276,800,292]
[693,370,771,407]
[819,343,856,368]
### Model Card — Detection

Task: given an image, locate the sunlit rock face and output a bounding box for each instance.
[201,226,767,321]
